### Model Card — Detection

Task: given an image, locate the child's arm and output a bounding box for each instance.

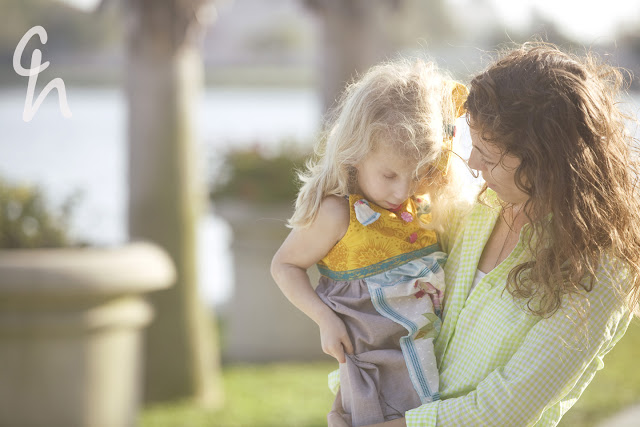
[271,195,353,363]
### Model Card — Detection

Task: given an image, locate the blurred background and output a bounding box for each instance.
[1,0,639,426]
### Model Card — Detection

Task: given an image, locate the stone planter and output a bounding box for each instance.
[214,200,330,363]
[0,241,175,427]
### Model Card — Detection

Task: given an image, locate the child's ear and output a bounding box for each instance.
[347,165,359,186]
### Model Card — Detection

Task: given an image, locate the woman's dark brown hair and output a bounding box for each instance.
[466,42,640,317]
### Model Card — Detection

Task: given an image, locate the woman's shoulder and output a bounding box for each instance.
[592,251,637,302]
[444,189,502,238]
[438,197,477,252]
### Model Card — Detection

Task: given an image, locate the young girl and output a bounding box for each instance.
[270,59,469,426]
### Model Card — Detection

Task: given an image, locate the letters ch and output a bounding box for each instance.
[13,26,72,122]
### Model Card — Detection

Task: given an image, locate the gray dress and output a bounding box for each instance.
[316,195,446,426]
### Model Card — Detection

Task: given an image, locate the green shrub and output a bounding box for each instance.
[0,178,79,248]
[209,144,310,205]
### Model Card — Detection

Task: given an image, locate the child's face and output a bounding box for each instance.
[354,144,430,210]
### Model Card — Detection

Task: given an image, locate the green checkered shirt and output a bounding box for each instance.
[329,190,633,426]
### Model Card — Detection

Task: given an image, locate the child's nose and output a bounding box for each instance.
[393,179,412,202]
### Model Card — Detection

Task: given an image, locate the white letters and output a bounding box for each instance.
[13,26,72,122]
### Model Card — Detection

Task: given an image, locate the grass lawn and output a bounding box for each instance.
[140,321,640,427]
[140,362,336,427]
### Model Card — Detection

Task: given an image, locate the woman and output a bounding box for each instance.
[339,42,640,426]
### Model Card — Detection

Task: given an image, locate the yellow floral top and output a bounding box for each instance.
[317,194,441,281]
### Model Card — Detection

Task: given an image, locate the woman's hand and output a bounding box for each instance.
[318,311,354,363]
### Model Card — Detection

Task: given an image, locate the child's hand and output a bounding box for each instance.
[318,312,354,363]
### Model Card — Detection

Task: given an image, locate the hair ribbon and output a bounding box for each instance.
[436,81,469,176]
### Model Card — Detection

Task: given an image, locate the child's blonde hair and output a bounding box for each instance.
[289,58,468,229]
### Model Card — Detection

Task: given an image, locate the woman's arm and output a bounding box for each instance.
[403,266,631,427]
[270,195,353,363]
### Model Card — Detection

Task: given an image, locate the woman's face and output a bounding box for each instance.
[468,127,529,205]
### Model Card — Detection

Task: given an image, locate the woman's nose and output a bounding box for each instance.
[467,148,482,173]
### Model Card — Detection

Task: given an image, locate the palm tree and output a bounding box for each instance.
[305,0,404,113]
[125,0,223,407]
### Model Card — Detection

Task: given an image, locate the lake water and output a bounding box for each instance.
[0,86,322,306]
[1,86,638,306]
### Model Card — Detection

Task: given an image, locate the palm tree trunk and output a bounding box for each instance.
[125,0,222,406]
[306,0,403,113]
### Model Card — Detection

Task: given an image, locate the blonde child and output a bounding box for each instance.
[270,59,468,426]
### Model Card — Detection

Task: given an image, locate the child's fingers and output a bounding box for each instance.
[332,345,346,363]
[342,336,354,356]
[322,341,346,363]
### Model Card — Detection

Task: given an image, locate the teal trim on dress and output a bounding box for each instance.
[317,243,443,281]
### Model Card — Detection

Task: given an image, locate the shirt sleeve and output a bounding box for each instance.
[405,268,631,427]
[328,368,340,395]
[437,199,473,254]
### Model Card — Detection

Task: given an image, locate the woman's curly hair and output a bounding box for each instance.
[466,42,640,317]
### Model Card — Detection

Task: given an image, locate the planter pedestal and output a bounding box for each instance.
[215,200,330,363]
[0,241,175,427]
